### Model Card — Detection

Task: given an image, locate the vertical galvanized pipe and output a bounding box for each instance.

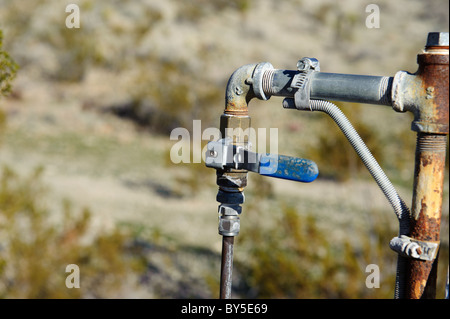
[220,236,234,299]
[405,33,449,299]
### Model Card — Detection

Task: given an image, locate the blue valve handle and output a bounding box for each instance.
[259,154,319,183]
[205,139,319,183]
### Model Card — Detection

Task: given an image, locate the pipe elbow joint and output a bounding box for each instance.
[224,62,274,115]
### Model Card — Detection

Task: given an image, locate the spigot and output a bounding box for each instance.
[208,60,321,299]
[206,136,319,299]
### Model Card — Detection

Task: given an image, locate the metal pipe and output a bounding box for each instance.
[310,73,393,105]
[258,69,393,106]
[220,236,234,299]
[216,64,257,299]
[224,63,258,115]
[396,32,449,299]
[407,133,447,298]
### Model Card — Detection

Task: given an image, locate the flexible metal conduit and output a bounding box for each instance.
[283,98,410,298]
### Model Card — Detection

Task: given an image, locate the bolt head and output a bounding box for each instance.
[426,32,449,47]
[209,150,217,158]
[297,57,320,72]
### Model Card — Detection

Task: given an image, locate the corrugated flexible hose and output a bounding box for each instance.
[283,98,410,299]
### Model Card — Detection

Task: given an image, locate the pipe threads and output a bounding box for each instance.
[379,76,393,106]
[262,69,276,96]
[416,133,447,152]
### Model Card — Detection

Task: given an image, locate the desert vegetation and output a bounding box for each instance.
[0,0,448,298]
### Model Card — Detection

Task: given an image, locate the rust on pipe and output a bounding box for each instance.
[411,50,449,134]
[224,63,258,116]
[406,133,447,298]
[405,35,449,299]
[217,64,257,299]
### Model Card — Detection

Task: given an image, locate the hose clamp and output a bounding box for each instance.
[291,57,320,110]
[389,235,440,261]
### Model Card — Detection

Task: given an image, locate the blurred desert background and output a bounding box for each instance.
[0,0,448,298]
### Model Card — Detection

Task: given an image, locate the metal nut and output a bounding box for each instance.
[426,32,449,47]
[219,216,240,236]
[218,204,242,216]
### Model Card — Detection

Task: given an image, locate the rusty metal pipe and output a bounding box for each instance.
[407,133,447,298]
[394,32,449,299]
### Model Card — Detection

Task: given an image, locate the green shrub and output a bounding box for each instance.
[0,110,5,146]
[0,29,18,97]
[1,28,18,148]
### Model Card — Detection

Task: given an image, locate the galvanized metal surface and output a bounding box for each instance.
[310,73,393,105]
[219,215,240,237]
[260,68,297,97]
[252,62,274,101]
[291,58,319,109]
[220,236,234,299]
[256,67,393,106]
